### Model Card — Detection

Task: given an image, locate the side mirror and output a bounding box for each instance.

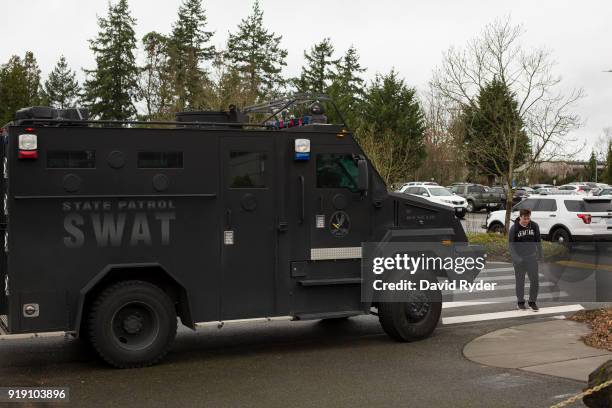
[357,157,369,194]
[421,192,429,197]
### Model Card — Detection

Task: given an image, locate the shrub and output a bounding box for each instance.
[467,232,567,262]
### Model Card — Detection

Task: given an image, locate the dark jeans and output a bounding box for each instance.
[514,258,539,303]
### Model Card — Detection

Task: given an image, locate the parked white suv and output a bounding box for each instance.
[486,195,612,243]
[400,185,468,218]
[557,184,589,195]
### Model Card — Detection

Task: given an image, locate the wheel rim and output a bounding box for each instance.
[553,230,569,244]
[111,302,160,351]
[404,292,431,323]
[467,202,473,212]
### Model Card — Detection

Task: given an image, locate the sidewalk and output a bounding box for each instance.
[463,319,612,382]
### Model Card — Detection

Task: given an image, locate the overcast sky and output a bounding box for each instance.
[1,0,610,159]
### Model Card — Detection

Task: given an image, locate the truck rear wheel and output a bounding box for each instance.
[87,280,177,368]
[378,291,442,342]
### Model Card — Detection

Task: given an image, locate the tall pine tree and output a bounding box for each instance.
[295,38,339,94]
[460,78,529,180]
[82,0,139,120]
[604,141,612,184]
[225,0,287,104]
[44,56,80,109]
[168,0,215,110]
[138,32,172,119]
[357,70,426,184]
[327,45,365,125]
[0,52,43,123]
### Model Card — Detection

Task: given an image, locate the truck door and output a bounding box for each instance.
[220,137,276,319]
[288,138,370,316]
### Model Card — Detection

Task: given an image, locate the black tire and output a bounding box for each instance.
[487,222,504,234]
[87,280,177,368]
[378,288,442,342]
[550,227,571,245]
[456,211,466,219]
[466,200,475,213]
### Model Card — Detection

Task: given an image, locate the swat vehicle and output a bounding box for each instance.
[0,95,482,368]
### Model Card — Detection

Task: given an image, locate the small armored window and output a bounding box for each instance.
[138,152,183,169]
[316,153,359,193]
[228,152,267,188]
[47,150,96,169]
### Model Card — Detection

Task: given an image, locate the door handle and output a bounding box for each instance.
[549,214,556,217]
[298,175,305,224]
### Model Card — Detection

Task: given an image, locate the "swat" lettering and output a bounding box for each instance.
[63,212,175,248]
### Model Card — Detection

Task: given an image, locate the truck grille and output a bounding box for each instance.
[0,314,7,334]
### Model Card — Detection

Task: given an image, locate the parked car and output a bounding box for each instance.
[399,185,468,218]
[450,183,504,212]
[533,187,555,195]
[531,183,554,190]
[486,195,612,243]
[397,181,439,190]
[595,187,612,196]
[512,186,534,206]
[591,184,611,196]
[558,184,590,195]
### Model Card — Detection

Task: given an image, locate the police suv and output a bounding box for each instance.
[0,95,482,368]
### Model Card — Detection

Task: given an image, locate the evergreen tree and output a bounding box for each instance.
[460,78,529,179]
[584,151,598,181]
[0,52,43,123]
[44,56,80,109]
[604,141,612,184]
[138,32,172,119]
[358,70,427,183]
[23,52,43,106]
[167,0,215,110]
[82,0,139,120]
[225,0,287,104]
[295,38,339,94]
[327,45,365,126]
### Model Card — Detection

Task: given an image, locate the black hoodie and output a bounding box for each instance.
[508,217,543,263]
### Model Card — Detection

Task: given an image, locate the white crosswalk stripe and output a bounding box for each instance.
[442,305,584,325]
[442,291,569,308]
[440,262,582,324]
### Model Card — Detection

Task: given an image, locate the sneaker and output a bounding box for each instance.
[517,302,527,310]
[528,302,539,312]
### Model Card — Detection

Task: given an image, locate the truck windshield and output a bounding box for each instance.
[428,187,452,196]
[316,154,359,192]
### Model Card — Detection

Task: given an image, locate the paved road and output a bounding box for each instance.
[0,262,594,408]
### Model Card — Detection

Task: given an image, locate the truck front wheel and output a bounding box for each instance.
[87,280,177,368]
[378,293,442,342]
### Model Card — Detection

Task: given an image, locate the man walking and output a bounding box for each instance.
[508,208,542,311]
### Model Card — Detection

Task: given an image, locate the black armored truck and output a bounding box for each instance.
[0,95,483,367]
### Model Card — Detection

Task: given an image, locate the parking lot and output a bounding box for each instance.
[460,211,488,233]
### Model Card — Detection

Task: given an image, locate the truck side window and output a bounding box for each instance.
[138,152,183,169]
[316,153,359,192]
[228,152,267,188]
[47,150,95,169]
